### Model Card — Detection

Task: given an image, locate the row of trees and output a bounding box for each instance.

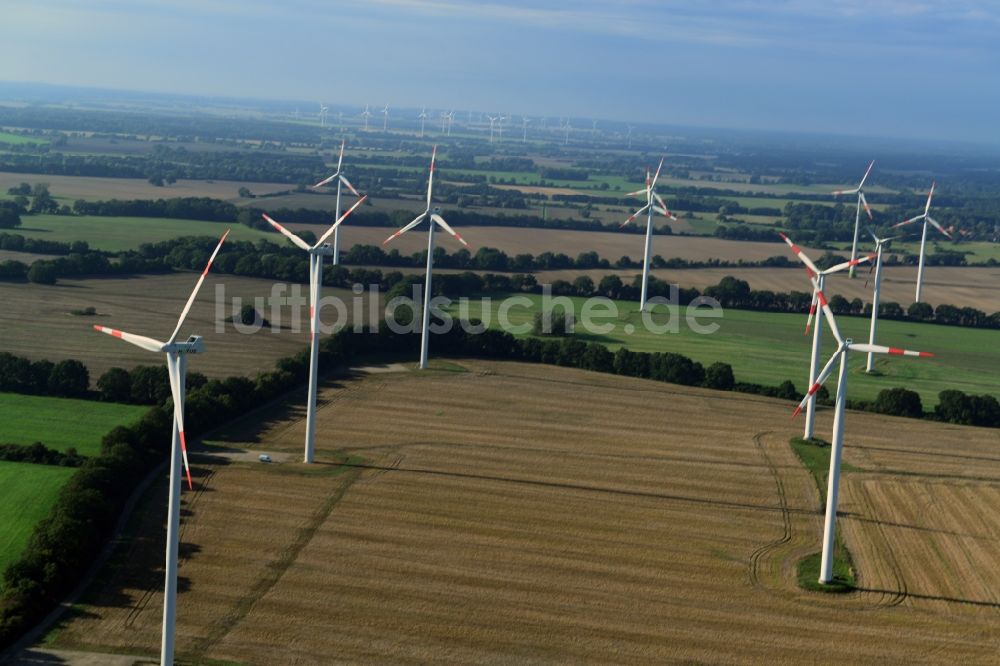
[0,353,90,397]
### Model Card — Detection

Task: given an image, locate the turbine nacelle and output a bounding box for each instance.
[164,335,205,355]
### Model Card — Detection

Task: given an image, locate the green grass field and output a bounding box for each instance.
[0,393,148,456]
[444,294,999,406]
[0,131,48,146]
[0,461,76,581]
[16,214,272,252]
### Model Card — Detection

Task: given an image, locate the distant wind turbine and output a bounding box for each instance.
[312,139,364,265]
[381,104,390,131]
[622,158,679,311]
[361,105,372,131]
[863,229,897,373]
[832,160,875,278]
[418,107,428,137]
[892,182,952,303]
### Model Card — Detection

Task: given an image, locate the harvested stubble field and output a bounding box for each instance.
[0,274,374,380]
[0,173,292,202]
[44,361,1000,664]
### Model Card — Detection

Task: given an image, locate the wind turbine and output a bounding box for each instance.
[383,147,470,369]
[863,229,897,373]
[440,110,449,133]
[445,110,454,136]
[497,115,506,143]
[262,195,368,463]
[311,139,364,265]
[626,124,633,149]
[778,232,872,440]
[418,107,428,137]
[361,105,372,131]
[381,104,390,131]
[487,115,498,144]
[562,119,571,145]
[622,158,678,311]
[318,103,329,129]
[521,116,531,144]
[891,182,952,303]
[832,160,875,278]
[93,230,230,666]
[791,275,932,585]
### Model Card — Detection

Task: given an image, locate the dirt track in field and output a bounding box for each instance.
[43,361,1000,664]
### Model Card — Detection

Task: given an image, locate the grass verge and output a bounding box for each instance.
[789,437,857,593]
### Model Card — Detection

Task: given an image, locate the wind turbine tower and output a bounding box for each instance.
[94,230,229,666]
[383,147,471,369]
[262,195,368,463]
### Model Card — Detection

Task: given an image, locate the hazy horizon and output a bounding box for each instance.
[2,1,998,144]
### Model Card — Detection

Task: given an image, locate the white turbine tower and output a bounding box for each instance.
[621,158,678,311]
[863,229,897,373]
[318,103,329,128]
[383,147,470,369]
[445,110,454,136]
[521,116,531,144]
[381,104,390,131]
[440,110,448,133]
[418,107,428,137]
[497,115,506,143]
[562,119,571,145]
[361,105,372,131]
[93,230,230,666]
[791,276,933,585]
[312,139,364,265]
[891,182,952,303]
[779,233,872,440]
[832,160,875,278]
[262,195,368,463]
[626,124,633,149]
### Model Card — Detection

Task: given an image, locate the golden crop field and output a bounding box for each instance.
[44,361,1000,664]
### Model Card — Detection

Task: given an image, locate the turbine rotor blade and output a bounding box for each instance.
[926,216,952,239]
[858,159,875,189]
[812,279,844,346]
[924,181,936,216]
[168,228,230,345]
[426,146,437,209]
[431,213,469,247]
[336,139,346,173]
[93,325,165,353]
[166,354,193,490]
[778,232,822,276]
[621,204,650,228]
[792,351,841,418]
[314,194,368,247]
[650,157,664,189]
[312,173,337,189]
[339,175,361,198]
[804,286,818,335]
[847,343,934,358]
[822,253,873,275]
[891,214,925,229]
[859,191,873,220]
[263,214,312,251]
[383,213,428,245]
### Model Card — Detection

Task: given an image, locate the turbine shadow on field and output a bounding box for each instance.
[854,586,1000,609]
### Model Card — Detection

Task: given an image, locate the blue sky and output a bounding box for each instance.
[2,1,998,142]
